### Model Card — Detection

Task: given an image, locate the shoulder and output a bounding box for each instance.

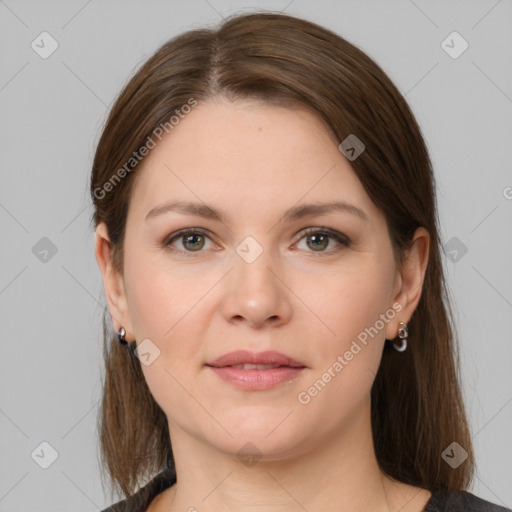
[100,467,177,512]
[425,489,511,512]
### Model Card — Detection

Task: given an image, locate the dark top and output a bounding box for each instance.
[101,468,511,512]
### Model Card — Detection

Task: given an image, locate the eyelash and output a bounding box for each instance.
[162,227,351,258]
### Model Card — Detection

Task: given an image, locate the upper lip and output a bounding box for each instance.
[206,350,306,368]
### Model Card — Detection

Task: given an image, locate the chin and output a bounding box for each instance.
[207,419,309,459]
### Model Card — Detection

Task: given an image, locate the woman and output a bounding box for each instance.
[92,12,510,512]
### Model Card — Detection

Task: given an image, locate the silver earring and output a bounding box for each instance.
[392,322,408,352]
[117,327,127,345]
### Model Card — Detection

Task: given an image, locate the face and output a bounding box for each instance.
[106,97,408,459]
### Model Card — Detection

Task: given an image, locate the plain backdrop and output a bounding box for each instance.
[0,1,511,510]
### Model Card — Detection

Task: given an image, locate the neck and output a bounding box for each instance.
[163,403,428,512]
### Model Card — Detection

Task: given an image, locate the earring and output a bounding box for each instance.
[392,322,408,352]
[117,327,128,345]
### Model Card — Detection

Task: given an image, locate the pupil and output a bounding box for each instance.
[185,234,203,251]
[309,234,327,251]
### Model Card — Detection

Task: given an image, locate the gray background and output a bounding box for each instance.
[1,0,511,510]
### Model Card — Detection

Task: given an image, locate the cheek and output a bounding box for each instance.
[124,249,203,340]
[123,251,219,378]
[294,266,393,422]
[125,271,173,340]
[124,259,211,420]
[300,257,396,357]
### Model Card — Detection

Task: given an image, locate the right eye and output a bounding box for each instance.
[162,228,218,256]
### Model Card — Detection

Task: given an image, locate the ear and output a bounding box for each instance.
[95,222,135,342]
[385,227,430,340]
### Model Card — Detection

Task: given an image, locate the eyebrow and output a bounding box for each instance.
[145,200,368,223]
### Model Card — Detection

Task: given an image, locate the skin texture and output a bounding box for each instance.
[96,97,431,512]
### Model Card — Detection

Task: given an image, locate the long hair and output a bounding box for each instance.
[90,11,474,500]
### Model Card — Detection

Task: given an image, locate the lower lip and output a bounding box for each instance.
[206,366,305,390]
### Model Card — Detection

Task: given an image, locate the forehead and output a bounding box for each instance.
[127,98,378,222]
[141,97,340,165]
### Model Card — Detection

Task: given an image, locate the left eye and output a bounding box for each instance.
[294,228,350,253]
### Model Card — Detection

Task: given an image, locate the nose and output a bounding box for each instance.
[220,242,293,329]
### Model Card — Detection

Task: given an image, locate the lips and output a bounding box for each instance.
[205,350,307,390]
[205,350,306,369]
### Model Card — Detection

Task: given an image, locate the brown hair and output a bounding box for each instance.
[91,11,474,500]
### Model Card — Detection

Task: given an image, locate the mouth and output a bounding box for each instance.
[226,363,302,370]
[205,350,307,390]
[206,349,307,369]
